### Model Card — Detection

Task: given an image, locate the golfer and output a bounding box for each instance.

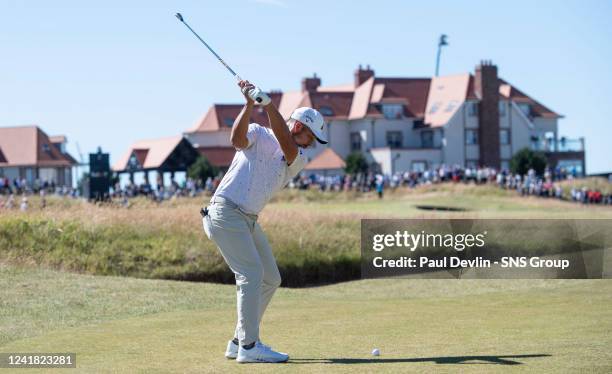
[202,80,327,363]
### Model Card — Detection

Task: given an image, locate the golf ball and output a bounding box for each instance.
[372,348,380,356]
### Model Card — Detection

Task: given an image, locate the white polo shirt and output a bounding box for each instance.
[213,123,307,215]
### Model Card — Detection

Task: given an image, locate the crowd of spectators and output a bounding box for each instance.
[1,165,611,210]
[110,175,223,204]
[288,165,612,205]
[0,176,77,197]
[0,176,80,211]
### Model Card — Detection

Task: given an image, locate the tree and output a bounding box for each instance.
[510,148,547,176]
[345,152,369,175]
[187,156,219,184]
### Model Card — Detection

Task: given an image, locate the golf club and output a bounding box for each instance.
[174,12,270,105]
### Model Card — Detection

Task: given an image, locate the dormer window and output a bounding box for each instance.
[42,143,50,152]
[468,102,478,116]
[382,104,403,119]
[428,102,441,114]
[444,100,459,113]
[223,118,234,126]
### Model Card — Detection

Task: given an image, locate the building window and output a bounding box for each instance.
[319,106,334,116]
[445,100,459,113]
[382,104,403,119]
[386,131,403,148]
[350,132,361,151]
[42,143,50,152]
[517,103,531,117]
[223,118,234,126]
[500,129,510,145]
[501,160,510,171]
[465,129,478,145]
[421,130,433,148]
[412,161,427,172]
[499,101,506,116]
[428,101,441,114]
[466,160,478,168]
[468,102,478,116]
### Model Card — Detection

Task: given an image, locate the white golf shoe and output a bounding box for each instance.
[225,340,239,359]
[236,341,289,363]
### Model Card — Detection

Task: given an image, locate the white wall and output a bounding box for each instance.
[370,148,392,173]
[442,102,473,167]
[328,120,351,159]
[509,103,533,155]
[184,131,231,148]
[371,148,442,174]
[371,118,415,148]
[532,117,558,136]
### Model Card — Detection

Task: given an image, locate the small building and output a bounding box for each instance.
[304,148,346,176]
[113,136,199,185]
[0,125,77,187]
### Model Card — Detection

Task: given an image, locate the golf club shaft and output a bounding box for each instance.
[176,14,241,81]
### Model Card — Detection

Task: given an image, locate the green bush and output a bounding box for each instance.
[345,152,368,174]
[510,148,547,176]
[188,156,219,185]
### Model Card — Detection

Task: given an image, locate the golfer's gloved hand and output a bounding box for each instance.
[247,87,271,106]
[239,80,271,106]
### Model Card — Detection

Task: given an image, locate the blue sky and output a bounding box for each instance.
[2,0,611,172]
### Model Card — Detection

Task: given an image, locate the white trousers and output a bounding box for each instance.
[202,196,281,346]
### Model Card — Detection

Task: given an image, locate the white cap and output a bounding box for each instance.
[289,107,327,144]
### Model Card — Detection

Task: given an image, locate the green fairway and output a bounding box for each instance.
[2,264,611,373]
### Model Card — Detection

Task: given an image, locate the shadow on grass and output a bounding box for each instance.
[290,354,551,365]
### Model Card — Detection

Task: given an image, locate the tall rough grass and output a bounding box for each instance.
[0,196,360,287]
[2,181,610,286]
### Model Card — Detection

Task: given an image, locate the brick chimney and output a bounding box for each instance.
[474,60,500,168]
[301,73,321,93]
[268,90,283,106]
[354,64,374,87]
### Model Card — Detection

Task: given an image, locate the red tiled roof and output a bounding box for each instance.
[133,149,149,166]
[187,104,275,133]
[197,146,236,168]
[113,136,184,171]
[374,78,431,118]
[304,148,346,171]
[497,79,561,118]
[187,92,282,133]
[466,75,561,118]
[0,125,76,167]
[306,91,354,120]
[186,65,560,135]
